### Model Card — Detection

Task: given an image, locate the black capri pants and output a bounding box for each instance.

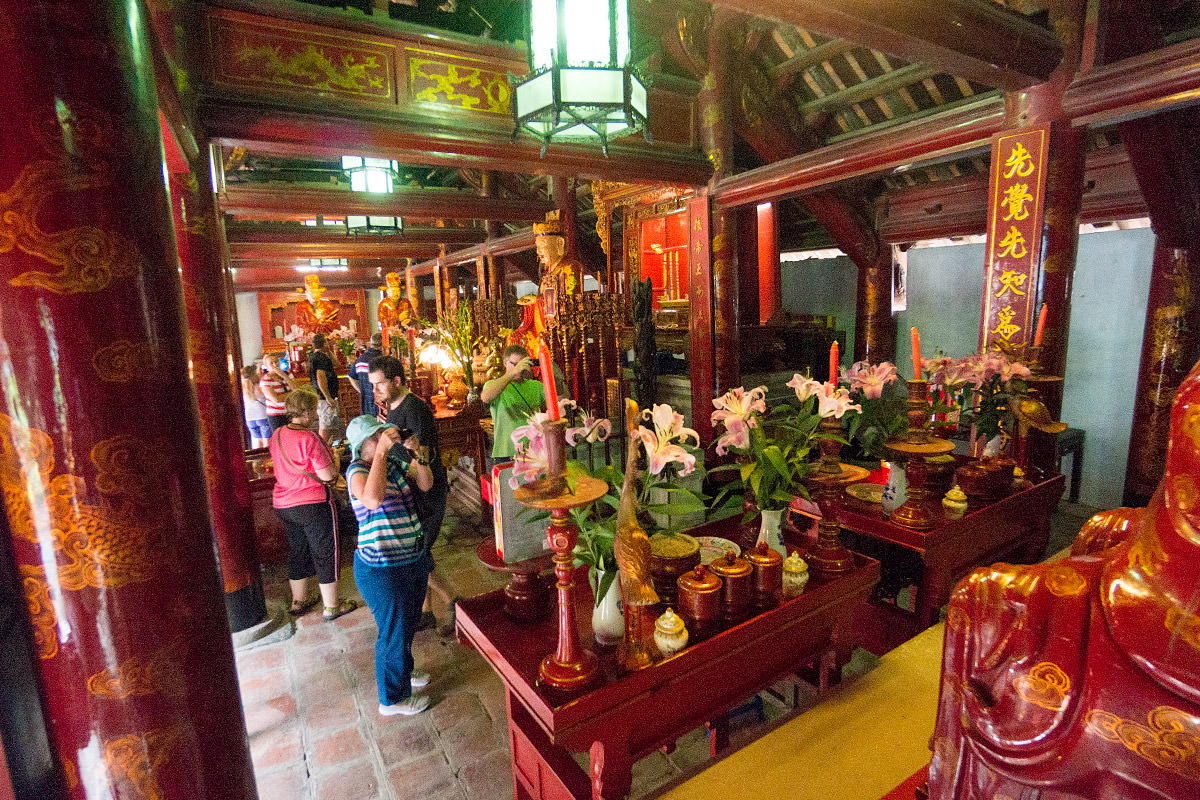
[275,498,339,584]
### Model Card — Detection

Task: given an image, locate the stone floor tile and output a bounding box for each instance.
[293,623,337,648]
[249,726,302,772]
[254,764,309,800]
[387,751,457,799]
[292,644,346,674]
[430,692,488,732]
[244,694,298,737]
[375,718,437,766]
[296,667,355,703]
[240,669,291,705]
[439,714,503,769]
[311,726,370,770]
[237,644,285,676]
[458,749,513,800]
[304,693,360,732]
[315,762,380,800]
[629,750,678,795]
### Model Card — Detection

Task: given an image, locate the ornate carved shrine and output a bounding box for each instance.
[256,287,366,351]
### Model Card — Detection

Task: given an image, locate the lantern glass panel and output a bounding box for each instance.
[529,0,558,72]
[564,0,611,66]
[631,75,647,117]
[515,71,554,116]
[561,68,623,104]
[616,0,630,65]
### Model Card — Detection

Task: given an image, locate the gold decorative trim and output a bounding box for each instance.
[945,605,970,632]
[409,55,510,114]
[1044,564,1086,597]
[93,339,154,383]
[87,642,187,699]
[1166,606,1200,653]
[1087,706,1200,781]
[4,106,141,294]
[103,725,187,800]
[1013,661,1070,710]
[20,564,57,659]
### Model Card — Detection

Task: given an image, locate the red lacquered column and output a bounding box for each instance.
[166,140,267,634]
[1123,244,1200,505]
[0,2,257,798]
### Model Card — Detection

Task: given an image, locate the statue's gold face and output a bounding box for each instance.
[385,271,401,297]
[304,274,322,294]
[536,235,565,269]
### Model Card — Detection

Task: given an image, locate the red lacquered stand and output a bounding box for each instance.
[886,380,954,531]
[475,539,554,622]
[515,474,609,694]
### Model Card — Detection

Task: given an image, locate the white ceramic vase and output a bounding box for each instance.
[881,461,907,518]
[591,569,624,647]
[756,508,787,557]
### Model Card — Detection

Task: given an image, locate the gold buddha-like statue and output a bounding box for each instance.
[377,270,415,349]
[295,273,338,335]
[507,211,584,357]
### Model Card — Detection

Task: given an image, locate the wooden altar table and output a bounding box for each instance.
[835,472,1065,631]
[456,526,880,800]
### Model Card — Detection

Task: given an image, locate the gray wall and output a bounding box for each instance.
[780,255,858,355]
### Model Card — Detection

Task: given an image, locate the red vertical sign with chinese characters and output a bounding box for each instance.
[688,196,715,444]
[980,126,1050,353]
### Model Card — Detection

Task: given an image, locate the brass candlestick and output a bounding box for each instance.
[884,380,955,531]
[805,416,869,576]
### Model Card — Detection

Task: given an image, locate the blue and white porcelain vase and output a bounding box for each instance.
[881,461,907,518]
[756,508,787,557]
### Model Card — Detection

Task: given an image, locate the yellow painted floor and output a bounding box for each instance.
[657,623,945,800]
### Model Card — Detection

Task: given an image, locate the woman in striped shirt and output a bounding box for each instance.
[345,415,435,717]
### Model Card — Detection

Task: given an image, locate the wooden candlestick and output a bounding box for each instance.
[806,417,869,576]
[885,380,955,531]
[515,473,609,695]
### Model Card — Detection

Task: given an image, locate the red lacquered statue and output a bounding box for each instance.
[929,358,1200,800]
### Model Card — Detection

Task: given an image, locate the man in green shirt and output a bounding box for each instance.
[480,345,546,462]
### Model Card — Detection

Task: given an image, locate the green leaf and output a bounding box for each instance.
[594,568,617,607]
[740,461,756,482]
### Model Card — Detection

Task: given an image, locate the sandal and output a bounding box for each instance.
[289,598,319,616]
[323,599,358,622]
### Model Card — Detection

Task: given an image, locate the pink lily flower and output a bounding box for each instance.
[566,416,612,446]
[815,383,862,419]
[845,361,898,399]
[715,416,751,455]
[787,374,824,403]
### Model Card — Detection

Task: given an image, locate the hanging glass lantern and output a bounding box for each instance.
[298,258,349,273]
[340,156,400,193]
[345,216,403,236]
[511,0,649,155]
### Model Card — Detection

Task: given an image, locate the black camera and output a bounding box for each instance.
[396,427,414,442]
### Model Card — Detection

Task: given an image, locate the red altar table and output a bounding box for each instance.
[834,472,1065,630]
[456,522,880,800]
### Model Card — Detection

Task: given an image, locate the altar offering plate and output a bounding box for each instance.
[694,536,741,565]
[845,482,884,504]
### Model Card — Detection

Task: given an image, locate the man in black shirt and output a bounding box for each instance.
[350,332,384,416]
[308,334,344,443]
[368,356,448,553]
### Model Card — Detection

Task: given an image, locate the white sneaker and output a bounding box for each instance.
[410,669,430,688]
[379,696,429,716]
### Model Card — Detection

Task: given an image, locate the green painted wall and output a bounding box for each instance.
[780,255,858,354]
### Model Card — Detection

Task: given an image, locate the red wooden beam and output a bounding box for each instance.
[409,229,537,277]
[877,145,1148,242]
[228,240,442,260]
[712,0,1062,91]
[220,184,552,223]
[226,227,489,248]
[231,266,385,291]
[714,96,1006,208]
[204,106,712,187]
[1064,37,1200,126]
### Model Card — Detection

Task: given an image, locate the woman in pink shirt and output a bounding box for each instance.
[268,388,357,620]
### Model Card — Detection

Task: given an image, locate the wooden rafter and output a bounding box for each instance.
[771,38,858,87]
[713,0,1062,91]
[220,185,553,223]
[804,63,942,116]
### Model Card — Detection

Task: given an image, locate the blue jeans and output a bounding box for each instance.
[353,552,432,705]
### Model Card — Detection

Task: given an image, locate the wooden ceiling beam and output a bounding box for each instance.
[231,267,385,291]
[204,106,711,187]
[220,184,552,223]
[771,38,858,88]
[803,62,942,116]
[714,0,1062,91]
[408,229,537,277]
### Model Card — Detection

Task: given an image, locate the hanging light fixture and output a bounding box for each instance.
[297,258,349,273]
[510,0,649,155]
[345,215,403,236]
[340,156,400,193]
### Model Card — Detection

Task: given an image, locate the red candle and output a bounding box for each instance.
[538,339,560,420]
[829,340,839,384]
[1033,303,1048,347]
[910,327,922,380]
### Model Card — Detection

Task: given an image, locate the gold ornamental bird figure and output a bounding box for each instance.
[615,399,660,606]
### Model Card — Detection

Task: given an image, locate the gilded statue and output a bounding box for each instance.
[295,273,338,335]
[377,270,416,349]
[928,357,1200,799]
[508,211,584,357]
[615,399,658,607]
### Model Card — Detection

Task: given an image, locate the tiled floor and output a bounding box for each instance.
[237,502,1096,799]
